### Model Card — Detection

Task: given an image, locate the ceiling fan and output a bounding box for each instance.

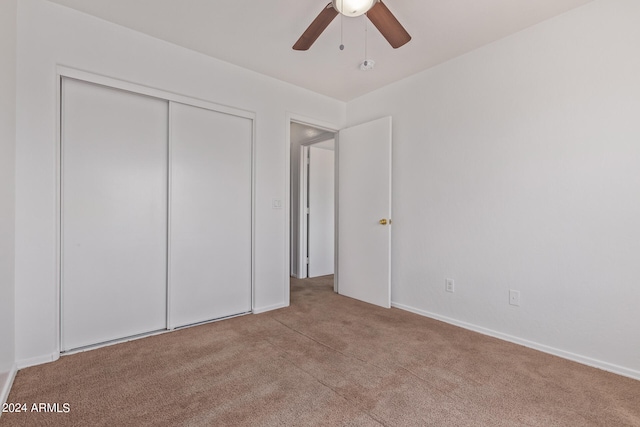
[293,0,411,51]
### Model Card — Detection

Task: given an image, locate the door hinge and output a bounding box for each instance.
[306,207,310,214]
[306,257,310,265]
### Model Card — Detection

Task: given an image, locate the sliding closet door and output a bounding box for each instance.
[61,78,168,351]
[169,102,252,328]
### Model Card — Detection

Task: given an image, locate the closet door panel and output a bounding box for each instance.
[169,102,252,328]
[62,78,168,351]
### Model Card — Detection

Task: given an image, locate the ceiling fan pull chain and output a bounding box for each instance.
[364,15,368,65]
[360,15,375,70]
[340,12,345,50]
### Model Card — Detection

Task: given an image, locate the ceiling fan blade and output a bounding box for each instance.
[366,1,411,49]
[293,3,339,51]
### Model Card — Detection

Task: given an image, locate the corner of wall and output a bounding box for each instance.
[0,0,18,408]
[0,366,18,410]
[16,352,59,371]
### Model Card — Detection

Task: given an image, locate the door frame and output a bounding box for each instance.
[287,114,339,294]
[57,66,257,353]
[287,115,393,302]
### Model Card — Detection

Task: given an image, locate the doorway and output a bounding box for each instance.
[288,115,393,308]
[289,121,336,279]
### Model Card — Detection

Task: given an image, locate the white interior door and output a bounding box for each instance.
[308,145,334,277]
[169,102,252,329]
[61,78,168,351]
[337,116,392,308]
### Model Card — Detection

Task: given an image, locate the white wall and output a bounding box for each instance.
[347,0,640,379]
[14,0,346,366]
[0,0,18,403]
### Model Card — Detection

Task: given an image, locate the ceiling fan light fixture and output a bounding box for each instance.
[332,0,377,17]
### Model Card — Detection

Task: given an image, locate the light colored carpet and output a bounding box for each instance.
[2,275,639,426]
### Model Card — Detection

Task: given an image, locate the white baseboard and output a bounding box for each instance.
[0,365,18,413]
[253,302,288,314]
[391,302,640,381]
[16,352,59,370]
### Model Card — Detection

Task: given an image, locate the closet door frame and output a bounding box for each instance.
[56,66,256,353]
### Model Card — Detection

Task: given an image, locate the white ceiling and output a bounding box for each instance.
[45,0,594,101]
[291,122,335,146]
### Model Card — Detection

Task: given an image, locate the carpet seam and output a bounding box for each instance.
[269,316,391,372]
[275,352,388,427]
[265,318,390,426]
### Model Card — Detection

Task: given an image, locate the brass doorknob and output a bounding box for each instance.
[379,219,388,225]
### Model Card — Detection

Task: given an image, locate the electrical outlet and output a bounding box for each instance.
[445,278,455,293]
[509,290,520,306]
